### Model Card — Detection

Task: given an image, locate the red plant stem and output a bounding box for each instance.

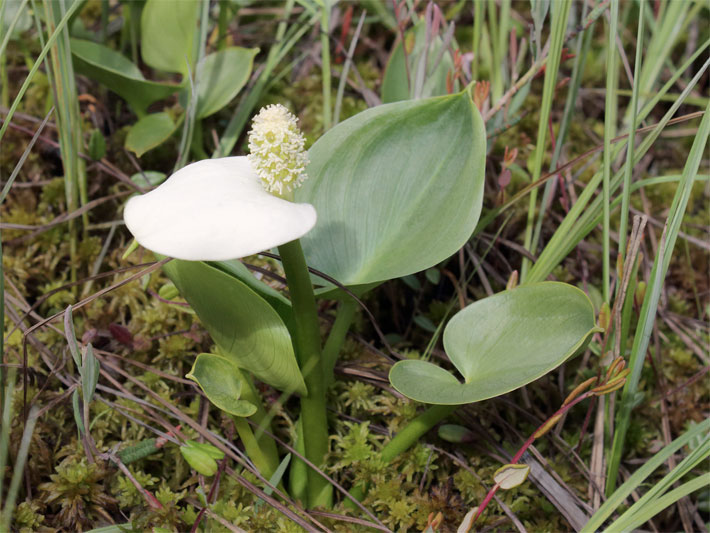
[473,391,593,524]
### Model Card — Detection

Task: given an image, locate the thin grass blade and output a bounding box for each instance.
[583,418,710,532]
[606,101,710,492]
[520,0,571,280]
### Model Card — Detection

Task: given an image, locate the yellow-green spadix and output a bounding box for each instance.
[123,156,317,261]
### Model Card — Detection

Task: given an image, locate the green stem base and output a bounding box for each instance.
[233,416,279,480]
[237,374,280,477]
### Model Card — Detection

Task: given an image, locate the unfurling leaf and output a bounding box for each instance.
[180,446,217,476]
[180,440,224,476]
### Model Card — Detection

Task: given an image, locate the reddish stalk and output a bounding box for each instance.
[472,391,592,524]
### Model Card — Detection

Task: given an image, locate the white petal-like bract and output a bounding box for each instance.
[124,157,317,261]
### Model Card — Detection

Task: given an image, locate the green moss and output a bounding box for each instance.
[112,468,160,508]
[39,457,116,531]
[14,501,45,533]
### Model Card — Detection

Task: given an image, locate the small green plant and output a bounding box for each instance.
[123,92,599,510]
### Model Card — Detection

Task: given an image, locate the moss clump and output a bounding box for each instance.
[39,457,116,531]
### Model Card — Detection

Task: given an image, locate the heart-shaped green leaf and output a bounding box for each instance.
[381,21,457,103]
[163,260,306,395]
[193,47,258,118]
[390,283,600,405]
[125,112,179,157]
[140,0,198,75]
[297,91,485,286]
[187,353,257,417]
[70,38,180,115]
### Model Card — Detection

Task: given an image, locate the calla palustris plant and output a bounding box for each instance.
[123,92,598,509]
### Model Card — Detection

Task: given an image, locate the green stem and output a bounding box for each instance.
[322,298,357,386]
[190,120,208,160]
[217,0,229,51]
[349,404,456,503]
[232,416,279,479]
[472,0,484,81]
[237,372,280,472]
[277,239,331,508]
[381,404,456,462]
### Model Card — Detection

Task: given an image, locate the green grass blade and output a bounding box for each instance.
[1,407,38,531]
[601,0,619,302]
[487,0,510,102]
[175,0,209,169]
[0,369,13,513]
[0,231,3,389]
[41,0,87,286]
[607,433,710,532]
[617,0,645,254]
[319,1,332,131]
[0,108,53,206]
[617,432,710,523]
[212,0,314,158]
[583,418,710,532]
[520,0,571,280]
[608,174,710,212]
[333,13,365,126]
[606,101,710,493]
[472,0,484,81]
[531,0,593,257]
[526,43,710,283]
[43,0,87,217]
[0,0,82,145]
[628,0,690,119]
[610,475,710,532]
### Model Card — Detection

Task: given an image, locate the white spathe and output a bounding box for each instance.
[124,157,317,261]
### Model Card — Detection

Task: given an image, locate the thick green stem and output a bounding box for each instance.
[381,404,457,463]
[349,404,456,503]
[237,372,280,473]
[322,298,357,386]
[190,120,208,160]
[278,239,331,508]
[232,416,279,480]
